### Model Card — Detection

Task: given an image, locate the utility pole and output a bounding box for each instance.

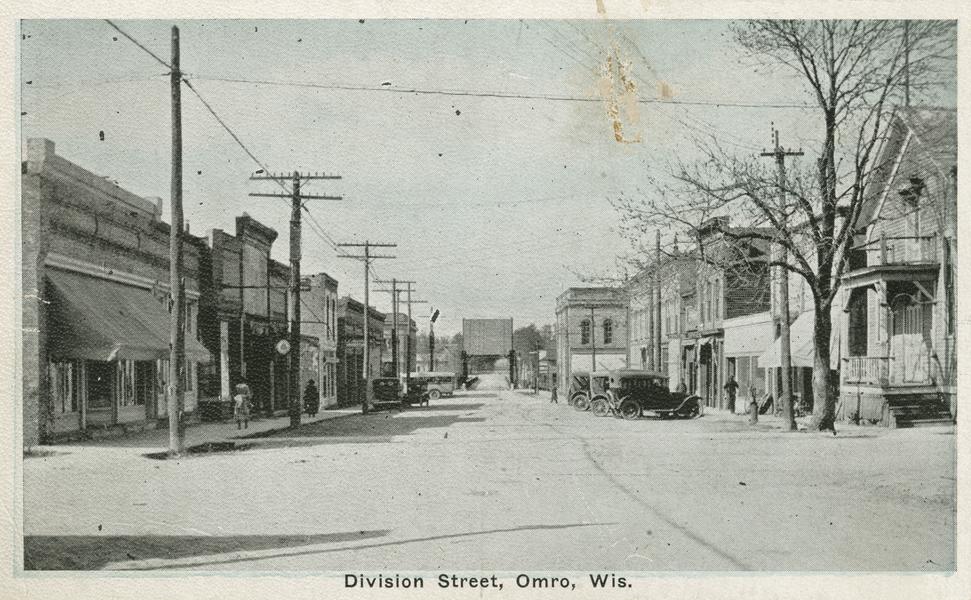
[429,308,440,372]
[378,280,426,391]
[249,172,342,429]
[375,279,414,381]
[761,125,803,431]
[168,25,185,457]
[338,242,396,413]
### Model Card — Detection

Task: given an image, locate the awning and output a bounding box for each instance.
[723,315,774,356]
[758,310,818,369]
[46,269,211,363]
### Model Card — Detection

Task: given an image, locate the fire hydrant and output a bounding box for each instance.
[748,397,759,425]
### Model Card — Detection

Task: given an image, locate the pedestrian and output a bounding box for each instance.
[723,374,740,413]
[234,383,251,430]
[550,383,558,404]
[303,379,319,418]
[747,385,759,426]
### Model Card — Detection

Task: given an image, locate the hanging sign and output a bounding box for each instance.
[275,339,292,356]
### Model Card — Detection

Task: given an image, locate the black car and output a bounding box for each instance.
[592,370,700,420]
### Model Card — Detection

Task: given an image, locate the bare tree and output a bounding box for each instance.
[614,20,955,431]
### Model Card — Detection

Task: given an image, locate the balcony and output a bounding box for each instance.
[843,234,940,289]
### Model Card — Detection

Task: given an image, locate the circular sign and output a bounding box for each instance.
[275,339,292,356]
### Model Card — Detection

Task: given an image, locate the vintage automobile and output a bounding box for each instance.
[570,371,609,411]
[589,369,700,420]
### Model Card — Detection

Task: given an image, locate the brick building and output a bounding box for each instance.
[337,296,385,407]
[304,272,340,408]
[22,138,210,446]
[555,287,629,392]
[199,214,330,418]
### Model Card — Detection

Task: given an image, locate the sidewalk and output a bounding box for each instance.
[65,407,361,450]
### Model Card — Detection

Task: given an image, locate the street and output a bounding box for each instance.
[24,380,954,572]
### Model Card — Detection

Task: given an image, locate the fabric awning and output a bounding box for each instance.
[46,268,211,363]
[758,310,816,368]
[723,316,774,356]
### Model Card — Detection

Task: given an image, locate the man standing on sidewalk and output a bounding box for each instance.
[723,375,740,413]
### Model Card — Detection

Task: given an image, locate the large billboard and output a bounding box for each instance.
[463,318,513,356]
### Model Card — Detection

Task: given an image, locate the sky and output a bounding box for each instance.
[19,19,864,336]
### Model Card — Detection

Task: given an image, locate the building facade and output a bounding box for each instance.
[23,138,210,446]
[199,214,326,419]
[555,287,629,392]
[838,107,956,426]
[304,272,340,408]
[337,296,386,407]
[382,312,417,377]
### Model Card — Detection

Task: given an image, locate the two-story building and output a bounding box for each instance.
[337,296,386,407]
[304,272,340,408]
[838,107,956,427]
[555,287,629,392]
[199,214,325,418]
[23,138,211,445]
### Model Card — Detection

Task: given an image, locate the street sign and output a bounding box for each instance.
[275,339,291,355]
[300,277,312,291]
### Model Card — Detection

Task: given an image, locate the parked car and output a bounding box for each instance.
[590,369,700,420]
[571,370,609,411]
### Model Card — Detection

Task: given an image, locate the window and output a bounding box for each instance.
[603,319,613,344]
[946,241,955,335]
[714,279,721,321]
[49,360,79,414]
[185,361,194,392]
[580,319,591,345]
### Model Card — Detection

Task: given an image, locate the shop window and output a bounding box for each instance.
[49,360,80,414]
[603,319,613,344]
[86,361,114,410]
[118,361,137,407]
[580,320,590,345]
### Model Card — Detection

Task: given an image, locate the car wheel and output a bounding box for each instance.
[573,394,591,411]
[619,399,641,420]
[591,398,610,417]
[428,389,441,401]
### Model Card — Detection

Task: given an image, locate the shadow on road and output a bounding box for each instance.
[236,412,488,448]
[411,403,485,412]
[69,522,618,571]
[24,530,389,570]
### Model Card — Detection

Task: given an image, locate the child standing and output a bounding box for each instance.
[234,383,251,430]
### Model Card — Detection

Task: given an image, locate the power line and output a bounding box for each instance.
[186,74,816,110]
[104,20,171,70]
[102,19,357,267]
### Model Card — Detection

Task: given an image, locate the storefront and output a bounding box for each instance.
[45,267,210,436]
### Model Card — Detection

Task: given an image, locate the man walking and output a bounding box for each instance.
[724,374,740,413]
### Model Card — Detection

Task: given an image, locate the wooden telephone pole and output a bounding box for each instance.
[375,279,413,380]
[338,242,396,413]
[249,171,342,428]
[375,279,426,392]
[168,25,185,457]
[761,125,803,431]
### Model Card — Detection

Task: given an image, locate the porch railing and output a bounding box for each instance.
[851,234,938,267]
[842,356,890,385]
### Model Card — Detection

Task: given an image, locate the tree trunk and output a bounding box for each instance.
[809,305,836,432]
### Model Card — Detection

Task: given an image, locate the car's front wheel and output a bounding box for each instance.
[573,393,591,411]
[428,389,441,401]
[591,398,610,417]
[619,399,641,420]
